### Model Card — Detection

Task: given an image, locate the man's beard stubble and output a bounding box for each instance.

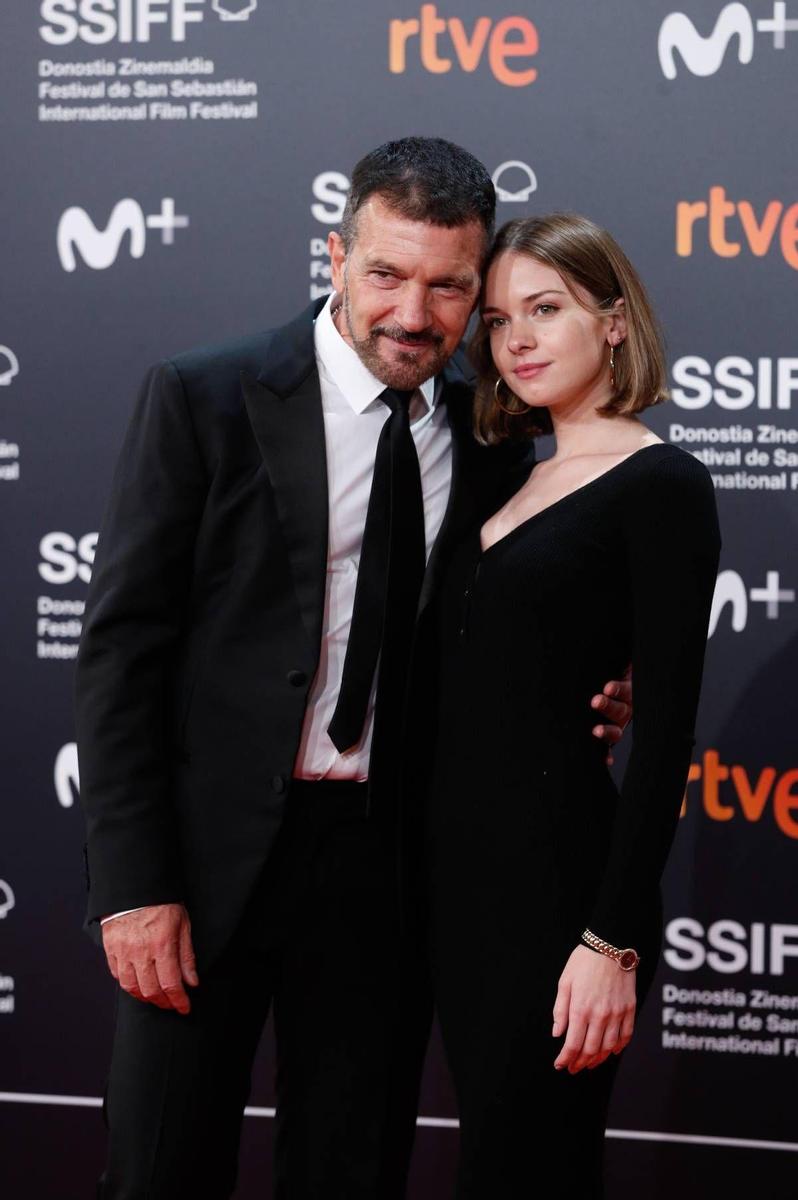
[342,289,449,392]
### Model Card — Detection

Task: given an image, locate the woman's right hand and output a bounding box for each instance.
[552,944,637,1073]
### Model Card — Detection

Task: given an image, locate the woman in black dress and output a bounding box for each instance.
[428,214,720,1197]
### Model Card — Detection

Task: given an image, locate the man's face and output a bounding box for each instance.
[328,195,484,391]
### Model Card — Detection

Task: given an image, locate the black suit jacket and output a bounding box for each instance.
[75,298,532,969]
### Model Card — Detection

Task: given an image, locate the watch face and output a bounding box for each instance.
[619,949,639,971]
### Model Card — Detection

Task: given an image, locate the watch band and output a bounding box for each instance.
[581,928,640,972]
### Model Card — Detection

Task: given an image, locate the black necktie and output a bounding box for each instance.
[327,388,426,754]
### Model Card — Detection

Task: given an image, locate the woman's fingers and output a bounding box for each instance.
[613,1002,637,1054]
[569,1019,608,1073]
[587,1023,622,1069]
[552,980,571,1038]
[554,1011,587,1071]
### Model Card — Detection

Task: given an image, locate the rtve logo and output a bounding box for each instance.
[658,1,798,78]
[57,198,189,272]
[389,5,539,86]
[709,569,795,636]
[40,0,257,45]
[683,749,798,839]
[675,187,798,270]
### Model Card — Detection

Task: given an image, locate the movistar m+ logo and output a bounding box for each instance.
[57,198,189,271]
[658,2,798,78]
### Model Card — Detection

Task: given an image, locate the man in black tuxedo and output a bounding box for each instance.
[76,137,631,1199]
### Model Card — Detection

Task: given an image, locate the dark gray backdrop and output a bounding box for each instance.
[2,1,797,1196]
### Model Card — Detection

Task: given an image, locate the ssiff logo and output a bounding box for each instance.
[57,198,189,271]
[389,5,539,86]
[664,918,798,975]
[39,531,97,583]
[658,2,798,78]
[40,0,258,45]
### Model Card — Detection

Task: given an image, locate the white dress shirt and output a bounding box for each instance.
[293,296,453,780]
[101,297,453,923]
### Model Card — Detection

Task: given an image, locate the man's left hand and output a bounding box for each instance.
[590,668,632,765]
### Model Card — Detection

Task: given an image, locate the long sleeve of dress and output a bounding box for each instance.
[586,452,720,948]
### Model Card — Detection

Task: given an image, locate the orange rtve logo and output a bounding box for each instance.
[389,4,539,87]
[681,749,798,838]
[676,187,798,269]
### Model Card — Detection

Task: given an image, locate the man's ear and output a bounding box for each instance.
[607,297,627,346]
[328,231,346,295]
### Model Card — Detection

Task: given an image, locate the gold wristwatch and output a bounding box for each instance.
[581,928,640,972]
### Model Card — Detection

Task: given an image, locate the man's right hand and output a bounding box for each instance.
[101,903,199,1015]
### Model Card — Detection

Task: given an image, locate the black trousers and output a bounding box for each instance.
[99,780,433,1200]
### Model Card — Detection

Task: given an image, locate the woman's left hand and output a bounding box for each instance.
[552,944,637,1073]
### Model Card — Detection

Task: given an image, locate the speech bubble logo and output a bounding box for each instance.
[212,0,258,19]
[492,161,538,203]
[0,880,15,919]
[0,346,20,386]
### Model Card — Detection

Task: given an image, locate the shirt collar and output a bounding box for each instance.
[314,295,437,416]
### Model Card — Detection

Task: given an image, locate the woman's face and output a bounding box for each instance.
[482,252,625,417]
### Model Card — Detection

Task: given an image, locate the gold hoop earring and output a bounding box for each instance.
[494,376,526,417]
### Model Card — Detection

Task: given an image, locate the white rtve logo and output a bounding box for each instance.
[709,569,795,637]
[57,198,189,271]
[55,743,80,808]
[658,2,798,78]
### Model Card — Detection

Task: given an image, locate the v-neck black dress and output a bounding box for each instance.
[426,443,720,1198]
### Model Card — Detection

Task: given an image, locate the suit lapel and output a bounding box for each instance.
[241,300,329,654]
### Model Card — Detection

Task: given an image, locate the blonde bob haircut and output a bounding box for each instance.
[471,213,668,445]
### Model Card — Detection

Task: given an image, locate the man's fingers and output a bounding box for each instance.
[611,675,633,703]
[117,962,143,1003]
[155,957,191,1015]
[178,920,199,989]
[593,696,629,727]
[591,723,623,745]
[101,904,196,1013]
[136,960,172,1010]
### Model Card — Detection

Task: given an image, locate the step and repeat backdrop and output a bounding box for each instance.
[1,1,796,1196]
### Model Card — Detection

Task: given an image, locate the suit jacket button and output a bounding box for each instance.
[271,775,286,794]
[287,669,307,687]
